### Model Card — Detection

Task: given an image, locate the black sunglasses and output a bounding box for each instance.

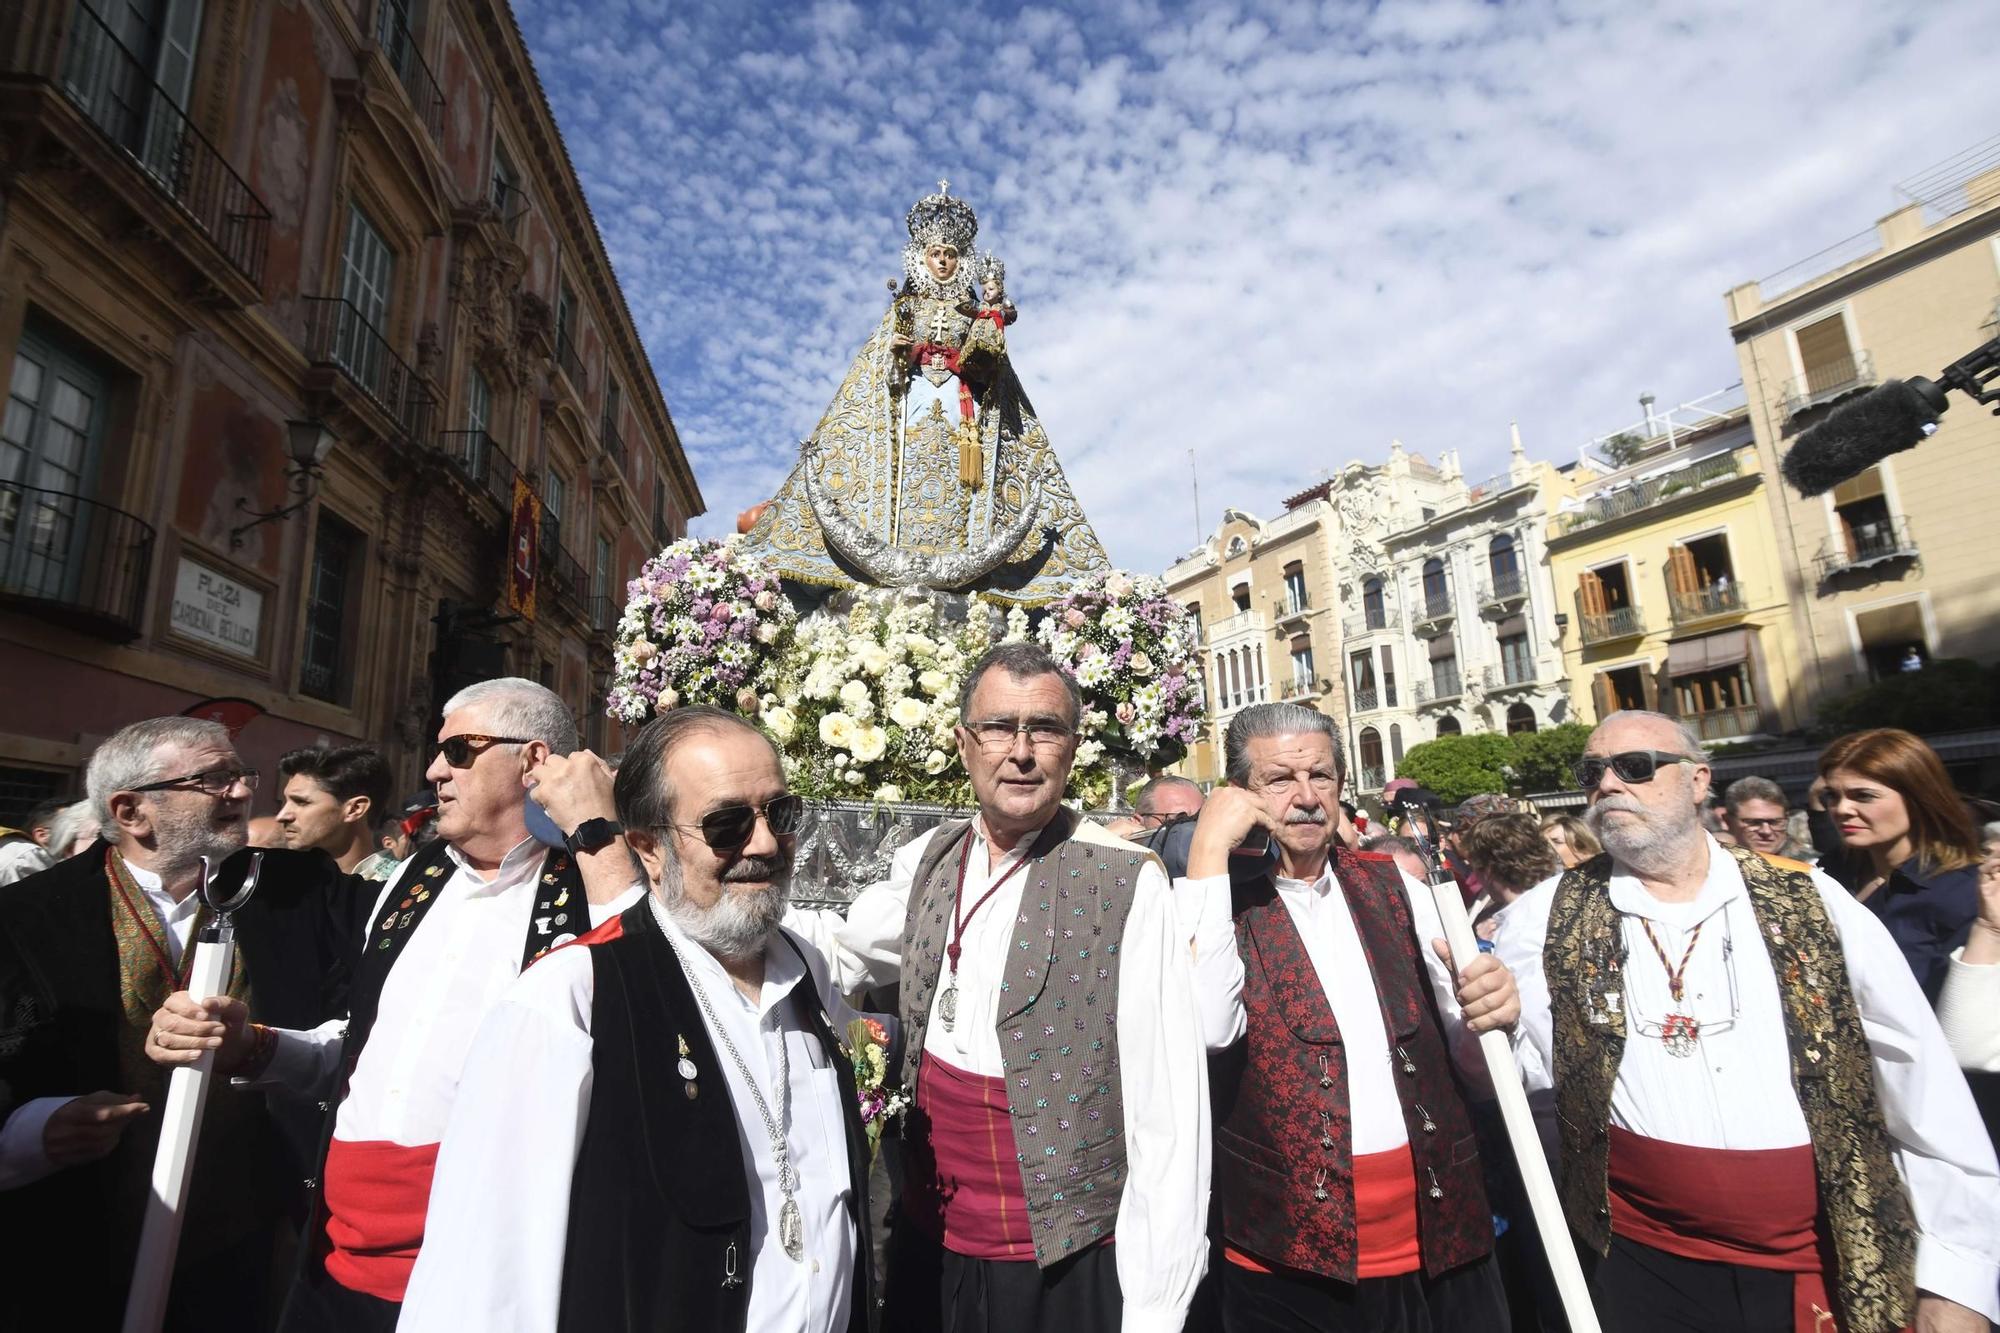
[678,793,805,851]
[1573,750,1699,790]
[437,734,530,767]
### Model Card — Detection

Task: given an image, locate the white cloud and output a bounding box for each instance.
[514,0,2000,572]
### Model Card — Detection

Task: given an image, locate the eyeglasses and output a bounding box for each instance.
[1572,750,1699,790]
[674,793,805,851]
[1732,817,1786,830]
[436,734,530,767]
[131,767,259,797]
[964,719,1074,751]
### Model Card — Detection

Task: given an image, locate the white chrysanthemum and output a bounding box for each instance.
[1075,654,1110,689]
[1075,739,1105,766]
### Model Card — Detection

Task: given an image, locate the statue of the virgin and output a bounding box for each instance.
[738,183,1111,604]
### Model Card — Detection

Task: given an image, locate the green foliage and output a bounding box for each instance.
[1393,732,1517,805]
[1813,658,2000,739]
[1599,432,1648,467]
[1508,722,1594,793]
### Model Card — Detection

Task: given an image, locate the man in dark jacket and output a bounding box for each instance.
[0,716,358,1331]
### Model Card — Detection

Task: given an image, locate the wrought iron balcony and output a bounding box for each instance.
[555,327,585,392]
[1669,580,1747,625]
[1342,607,1399,637]
[1351,686,1381,712]
[1413,669,1462,705]
[0,479,154,641]
[1782,351,1876,421]
[1412,592,1454,636]
[540,534,588,617]
[1578,605,1645,646]
[589,594,618,635]
[2,0,272,300]
[601,414,626,477]
[302,297,434,446]
[374,0,443,144]
[1279,676,1322,700]
[1681,705,1764,742]
[1816,516,1919,581]
[1275,590,1311,624]
[1481,660,1538,692]
[437,430,517,516]
[1556,451,1745,537]
[1478,569,1527,612]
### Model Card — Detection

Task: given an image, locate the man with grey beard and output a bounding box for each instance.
[400,706,877,1333]
[1495,710,1999,1333]
[0,716,358,1330]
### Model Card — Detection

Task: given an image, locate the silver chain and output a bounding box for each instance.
[647,896,801,1220]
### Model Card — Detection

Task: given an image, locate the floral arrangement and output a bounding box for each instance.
[845,1015,907,1159]
[757,589,1013,803]
[1036,570,1206,778]
[605,538,797,724]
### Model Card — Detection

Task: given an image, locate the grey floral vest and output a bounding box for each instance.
[899,809,1146,1267]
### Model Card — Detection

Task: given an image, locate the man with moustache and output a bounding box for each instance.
[0,717,356,1330]
[147,678,641,1330]
[787,641,1211,1332]
[1496,710,2000,1333]
[401,706,877,1332]
[1176,702,1518,1331]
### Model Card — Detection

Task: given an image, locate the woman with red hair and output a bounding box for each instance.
[1818,728,1983,1002]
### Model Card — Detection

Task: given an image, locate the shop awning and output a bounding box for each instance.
[1668,627,1751,675]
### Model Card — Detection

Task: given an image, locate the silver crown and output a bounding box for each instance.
[905,179,978,254]
[974,251,1005,285]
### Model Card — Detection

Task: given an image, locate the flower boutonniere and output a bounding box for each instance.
[846,1016,908,1159]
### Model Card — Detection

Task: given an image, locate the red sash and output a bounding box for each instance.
[906,342,977,420]
[1609,1126,1857,1333]
[322,1138,441,1301]
[1226,1143,1422,1279]
[906,1055,1037,1260]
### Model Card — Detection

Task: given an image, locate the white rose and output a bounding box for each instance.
[874,784,904,803]
[904,633,936,658]
[839,679,871,708]
[756,622,780,645]
[762,706,796,742]
[819,711,857,749]
[1105,572,1134,599]
[918,668,950,696]
[849,725,889,764]
[1129,651,1154,676]
[888,696,928,728]
[657,686,680,710]
[844,768,864,785]
[924,749,951,775]
[858,643,892,676]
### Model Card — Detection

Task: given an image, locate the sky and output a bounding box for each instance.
[514,0,2000,575]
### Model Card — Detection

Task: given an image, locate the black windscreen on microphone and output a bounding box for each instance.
[1780,378,1946,496]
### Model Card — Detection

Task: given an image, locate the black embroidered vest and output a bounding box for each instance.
[557,904,876,1332]
[1213,847,1491,1281]
[1545,846,1917,1332]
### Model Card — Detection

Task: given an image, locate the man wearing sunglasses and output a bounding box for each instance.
[1494,711,1999,1333]
[785,641,1211,1333]
[0,716,360,1330]
[403,705,879,1333]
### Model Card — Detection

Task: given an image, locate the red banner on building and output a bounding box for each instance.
[507,477,542,623]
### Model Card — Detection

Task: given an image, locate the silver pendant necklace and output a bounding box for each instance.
[649,896,806,1262]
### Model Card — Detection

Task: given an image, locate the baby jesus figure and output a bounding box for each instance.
[956,252,1016,380]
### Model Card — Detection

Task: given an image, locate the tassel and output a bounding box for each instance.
[958,431,983,490]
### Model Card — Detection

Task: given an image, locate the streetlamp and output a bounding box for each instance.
[228,420,336,549]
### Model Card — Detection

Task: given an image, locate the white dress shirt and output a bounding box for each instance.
[1494,836,2000,1321]
[1175,862,1487,1151]
[1938,947,2000,1073]
[0,860,201,1189]
[400,913,860,1333]
[785,816,1211,1333]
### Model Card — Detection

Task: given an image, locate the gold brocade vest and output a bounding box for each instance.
[1545,845,1916,1332]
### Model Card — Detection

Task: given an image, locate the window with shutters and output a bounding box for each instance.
[592,534,612,630]
[1428,636,1460,700]
[1487,534,1521,599]
[1577,563,1640,644]
[1829,469,1901,565]
[491,143,523,230]
[301,511,360,703]
[1282,562,1308,615]
[2,326,113,608]
[1591,665,1652,722]
[1421,558,1450,616]
[1667,533,1739,623]
[337,204,394,390]
[1357,728,1385,790]
[543,467,567,550]
[1362,576,1386,629]
[1379,645,1398,708]
[1389,724,1404,765]
[1349,650,1377,711]
[1497,619,1532,685]
[1787,310,1871,415]
[1288,635,1314,693]
[653,479,670,544]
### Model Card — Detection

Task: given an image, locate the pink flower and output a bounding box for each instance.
[1064,608,1086,628]
[1116,701,1136,725]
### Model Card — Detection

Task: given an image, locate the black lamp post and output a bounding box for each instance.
[229,420,335,549]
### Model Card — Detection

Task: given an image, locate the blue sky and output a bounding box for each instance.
[515,0,2000,574]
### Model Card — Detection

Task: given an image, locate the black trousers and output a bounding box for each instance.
[1221,1252,1511,1333]
[1589,1234,1796,1333]
[275,1255,400,1333]
[883,1222,1121,1333]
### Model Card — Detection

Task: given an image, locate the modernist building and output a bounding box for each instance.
[0,0,701,820]
[1163,493,1346,784]
[1544,388,1807,741]
[1726,156,2000,707]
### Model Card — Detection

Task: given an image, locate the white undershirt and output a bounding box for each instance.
[1496,835,2000,1320]
[400,916,859,1333]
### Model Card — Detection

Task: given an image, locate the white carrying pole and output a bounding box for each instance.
[121,929,234,1333]
[1425,876,1602,1333]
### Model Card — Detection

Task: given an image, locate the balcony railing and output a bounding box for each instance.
[589,594,617,634]
[1466,471,1526,500]
[1351,686,1380,712]
[555,327,584,392]
[1482,660,1537,691]
[1557,451,1745,537]
[438,430,517,514]
[1782,351,1876,420]
[375,0,444,144]
[1356,766,1386,793]
[1479,569,1527,609]
[1342,607,1399,637]
[303,297,434,443]
[22,0,273,290]
[1207,609,1265,640]
[0,479,154,641]
[1817,515,1919,580]
[1681,705,1764,742]
[1413,669,1462,705]
[1669,580,1747,624]
[1579,605,1646,646]
[542,538,589,616]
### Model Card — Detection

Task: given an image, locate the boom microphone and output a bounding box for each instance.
[1780,335,2000,497]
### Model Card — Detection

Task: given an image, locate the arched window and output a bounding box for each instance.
[1436,714,1462,737]
[1390,723,1404,764]
[1358,727,1385,787]
[1507,702,1537,735]
[1489,533,1520,594]
[1362,576,1386,629]
[1422,558,1449,613]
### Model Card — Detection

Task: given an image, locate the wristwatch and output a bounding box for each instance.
[565,817,623,855]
